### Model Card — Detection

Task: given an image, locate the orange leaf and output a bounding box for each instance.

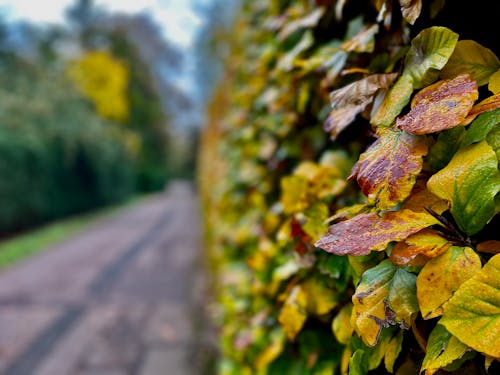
[401,182,449,215]
[315,209,438,256]
[397,74,478,134]
[349,129,428,210]
[461,93,500,125]
[389,229,451,266]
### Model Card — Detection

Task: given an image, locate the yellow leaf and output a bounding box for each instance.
[280,175,309,214]
[417,247,482,319]
[302,278,339,315]
[371,74,414,127]
[489,69,500,93]
[400,182,449,215]
[341,24,379,53]
[67,50,129,122]
[255,328,286,370]
[332,304,353,345]
[440,40,500,86]
[427,141,500,235]
[351,261,418,346]
[440,253,500,358]
[278,285,308,340]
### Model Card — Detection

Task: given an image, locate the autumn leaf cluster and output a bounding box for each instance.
[199,0,500,374]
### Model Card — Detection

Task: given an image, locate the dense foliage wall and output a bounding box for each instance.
[199,0,500,374]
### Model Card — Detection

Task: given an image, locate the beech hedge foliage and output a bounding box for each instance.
[199,0,500,374]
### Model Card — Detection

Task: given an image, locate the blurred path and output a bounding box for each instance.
[0,181,208,375]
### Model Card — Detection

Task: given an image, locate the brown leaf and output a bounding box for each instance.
[477,240,500,254]
[397,74,478,134]
[399,0,422,25]
[278,7,325,40]
[461,93,500,125]
[315,209,438,256]
[341,24,379,53]
[349,129,428,210]
[324,74,398,139]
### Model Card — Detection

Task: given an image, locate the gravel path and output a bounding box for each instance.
[0,181,209,375]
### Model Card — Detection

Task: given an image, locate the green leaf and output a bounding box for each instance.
[486,123,500,163]
[421,324,470,375]
[463,108,500,146]
[302,202,329,241]
[416,246,482,319]
[369,329,404,372]
[352,260,418,346]
[372,27,459,126]
[371,74,414,127]
[404,26,459,88]
[387,268,418,327]
[384,330,404,373]
[429,127,466,171]
[349,349,369,375]
[349,129,428,210]
[427,141,500,235]
[440,40,500,86]
[440,253,500,358]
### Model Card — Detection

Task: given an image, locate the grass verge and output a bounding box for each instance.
[0,195,146,268]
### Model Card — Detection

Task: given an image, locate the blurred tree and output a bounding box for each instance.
[68,50,129,122]
[0,53,135,233]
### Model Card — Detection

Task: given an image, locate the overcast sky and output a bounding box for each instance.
[0,0,206,48]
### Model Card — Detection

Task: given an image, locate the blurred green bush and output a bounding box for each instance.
[0,58,135,232]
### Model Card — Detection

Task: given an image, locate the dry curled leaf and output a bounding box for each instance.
[278,7,325,40]
[397,74,478,134]
[324,73,398,139]
[399,0,422,24]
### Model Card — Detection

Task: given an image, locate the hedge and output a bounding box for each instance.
[199,0,500,374]
[0,60,135,232]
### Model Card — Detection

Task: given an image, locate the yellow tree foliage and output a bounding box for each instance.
[68,51,129,122]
